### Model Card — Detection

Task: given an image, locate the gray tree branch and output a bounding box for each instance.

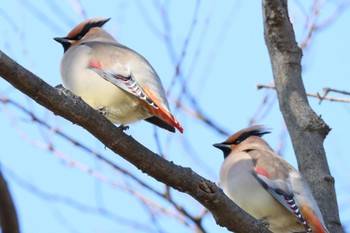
[262,0,343,232]
[0,49,271,233]
[0,168,20,233]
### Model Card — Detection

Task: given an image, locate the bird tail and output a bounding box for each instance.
[144,89,183,133]
[300,205,329,233]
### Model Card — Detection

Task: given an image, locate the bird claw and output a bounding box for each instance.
[55,84,64,89]
[96,107,107,116]
[118,125,129,131]
[95,108,129,131]
[258,218,270,229]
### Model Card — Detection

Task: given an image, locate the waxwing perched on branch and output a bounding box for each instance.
[213,125,329,233]
[54,18,183,133]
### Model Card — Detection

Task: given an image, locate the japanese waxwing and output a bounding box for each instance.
[213,125,329,233]
[54,18,183,133]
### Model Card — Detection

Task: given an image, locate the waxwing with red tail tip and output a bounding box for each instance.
[213,125,329,233]
[54,18,183,133]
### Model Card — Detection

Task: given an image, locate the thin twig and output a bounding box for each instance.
[256,84,350,103]
[174,97,229,136]
[0,94,164,197]
[3,166,157,233]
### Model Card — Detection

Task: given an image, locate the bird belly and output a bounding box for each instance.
[60,54,151,124]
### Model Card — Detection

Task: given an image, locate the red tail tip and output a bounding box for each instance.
[176,122,184,133]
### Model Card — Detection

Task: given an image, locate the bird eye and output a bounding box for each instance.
[233,140,241,144]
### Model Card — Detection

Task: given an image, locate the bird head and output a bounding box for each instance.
[213,125,270,158]
[54,17,111,52]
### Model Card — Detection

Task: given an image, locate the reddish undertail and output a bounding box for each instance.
[301,205,329,233]
[145,89,183,133]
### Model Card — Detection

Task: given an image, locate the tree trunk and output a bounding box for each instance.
[0,169,20,233]
[262,0,344,232]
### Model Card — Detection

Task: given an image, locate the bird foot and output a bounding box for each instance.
[55,84,64,89]
[258,217,270,230]
[96,107,108,116]
[118,125,129,131]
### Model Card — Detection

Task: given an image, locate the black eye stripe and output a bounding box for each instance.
[70,19,110,40]
[227,129,270,145]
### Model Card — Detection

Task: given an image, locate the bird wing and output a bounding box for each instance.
[88,61,183,133]
[248,149,312,232]
[88,64,159,108]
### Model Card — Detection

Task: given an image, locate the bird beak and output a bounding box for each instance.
[213,143,229,150]
[54,37,69,44]
[54,37,71,53]
[213,143,231,159]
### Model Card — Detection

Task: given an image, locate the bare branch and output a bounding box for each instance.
[3,167,155,232]
[175,98,229,136]
[318,1,350,29]
[298,0,350,50]
[0,50,270,233]
[257,83,350,103]
[0,95,208,231]
[0,94,168,196]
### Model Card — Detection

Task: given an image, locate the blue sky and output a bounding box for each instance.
[1,1,349,232]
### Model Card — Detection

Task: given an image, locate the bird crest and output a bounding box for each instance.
[54,18,111,52]
[224,125,270,145]
[67,17,111,40]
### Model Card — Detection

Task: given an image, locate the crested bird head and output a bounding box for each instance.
[54,17,111,52]
[213,125,271,158]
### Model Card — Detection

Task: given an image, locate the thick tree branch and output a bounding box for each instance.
[262,0,343,232]
[0,168,20,233]
[0,50,271,232]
